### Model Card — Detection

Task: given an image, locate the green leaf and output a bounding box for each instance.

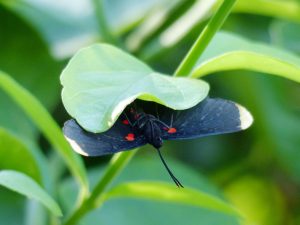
[233,0,300,23]
[0,128,42,183]
[59,157,240,225]
[0,170,62,216]
[0,6,62,140]
[61,44,209,133]
[270,21,300,54]
[103,181,241,217]
[0,187,25,225]
[191,31,300,83]
[0,71,89,197]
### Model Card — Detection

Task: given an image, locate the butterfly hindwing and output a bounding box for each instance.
[161,98,253,140]
[63,118,147,156]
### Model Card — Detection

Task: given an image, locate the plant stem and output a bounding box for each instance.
[174,0,237,77]
[63,150,137,225]
[92,0,119,45]
[0,71,89,199]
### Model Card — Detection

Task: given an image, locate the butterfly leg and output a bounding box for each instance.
[155,104,160,120]
[170,113,174,127]
[153,119,170,129]
[153,113,174,128]
[132,113,147,128]
[123,111,134,126]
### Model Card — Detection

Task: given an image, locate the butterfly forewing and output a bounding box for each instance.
[161,98,253,140]
[63,118,147,156]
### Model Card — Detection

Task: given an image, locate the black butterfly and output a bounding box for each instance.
[63,98,253,187]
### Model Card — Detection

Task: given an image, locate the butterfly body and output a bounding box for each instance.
[132,113,164,149]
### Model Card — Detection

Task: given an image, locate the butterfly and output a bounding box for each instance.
[63,97,253,187]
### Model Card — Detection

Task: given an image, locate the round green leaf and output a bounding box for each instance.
[0,170,62,217]
[191,31,300,83]
[61,44,209,133]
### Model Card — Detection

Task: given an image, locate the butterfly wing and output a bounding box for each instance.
[63,118,147,156]
[160,98,253,140]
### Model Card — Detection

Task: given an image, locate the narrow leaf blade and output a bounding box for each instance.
[0,170,62,216]
[0,71,88,196]
[233,0,300,23]
[103,181,242,217]
[0,128,42,183]
[191,31,300,83]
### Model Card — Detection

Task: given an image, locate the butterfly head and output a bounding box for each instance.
[152,135,163,149]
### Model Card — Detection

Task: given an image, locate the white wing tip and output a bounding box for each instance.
[65,136,89,156]
[236,104,253,130]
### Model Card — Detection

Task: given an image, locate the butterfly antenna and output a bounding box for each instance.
[156,148,184,188]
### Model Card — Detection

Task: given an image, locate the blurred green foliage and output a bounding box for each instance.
[0,0,300,225]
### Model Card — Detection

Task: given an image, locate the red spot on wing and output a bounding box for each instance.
[122,119,129,125]
[125,133,135,141]
[167,127,177,134]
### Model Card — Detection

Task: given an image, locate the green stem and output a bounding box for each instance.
[0,71,89,200]
[92,0,119,45]
[174,0,237,77]
[63,150,137,225]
